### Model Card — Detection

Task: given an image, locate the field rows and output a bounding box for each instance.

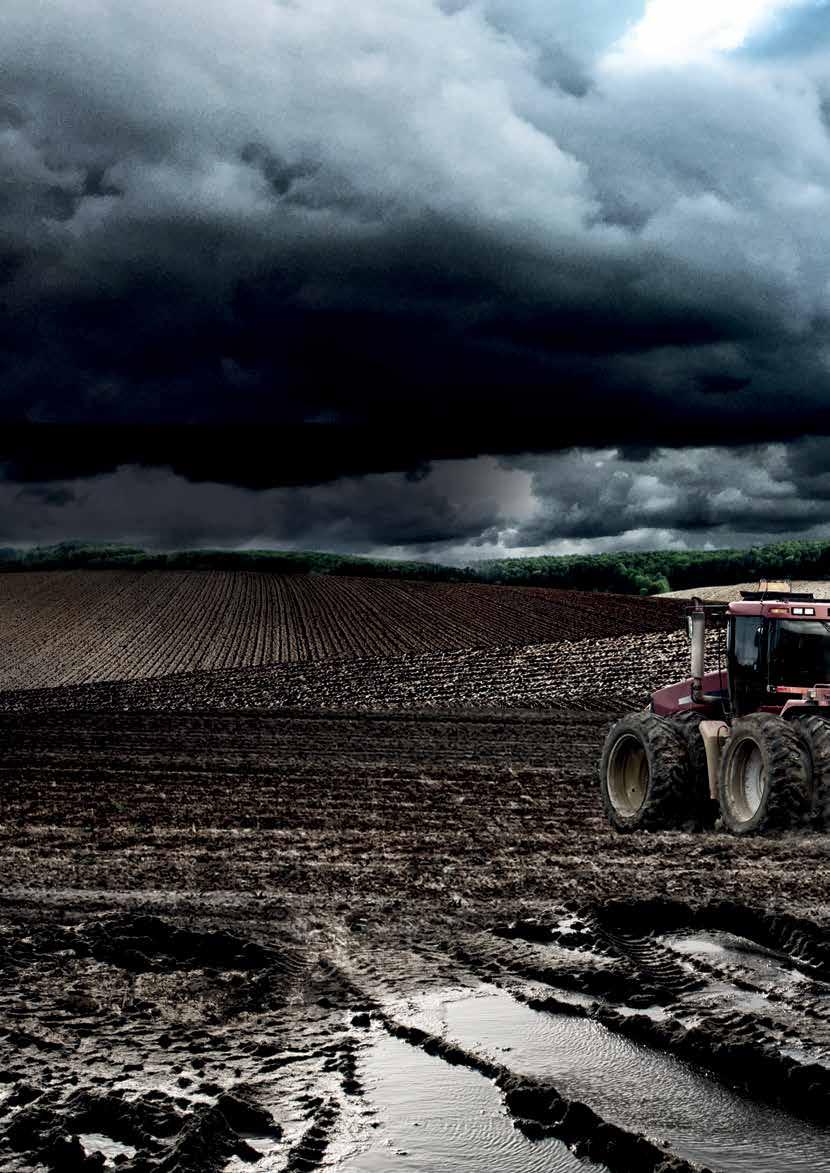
[0,570,684,691]
[0,628,721,717]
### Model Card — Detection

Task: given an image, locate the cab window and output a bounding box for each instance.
[732,616,762,669]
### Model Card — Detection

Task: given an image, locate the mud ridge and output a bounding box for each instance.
[3,1082,283,1172]
[451,936,642,1005]
[283,1095,340,1171]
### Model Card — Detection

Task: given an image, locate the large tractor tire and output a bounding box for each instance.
[599,713,690,832]
[668,709,716,828]
[791,715,830,829]
[718,713,812,835]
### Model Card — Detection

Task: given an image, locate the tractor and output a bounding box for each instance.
[599,584,830,835]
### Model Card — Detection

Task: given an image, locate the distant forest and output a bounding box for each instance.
[3,538,830,596]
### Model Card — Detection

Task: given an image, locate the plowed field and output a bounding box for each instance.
[0,628,705,716]
[0,570,683,691]
[3,574,827,1173]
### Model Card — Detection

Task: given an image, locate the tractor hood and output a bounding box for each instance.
[651,671,727,717]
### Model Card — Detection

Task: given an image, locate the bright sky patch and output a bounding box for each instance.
[612,0,807,65]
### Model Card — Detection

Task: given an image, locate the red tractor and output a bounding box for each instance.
[599,586,830,835]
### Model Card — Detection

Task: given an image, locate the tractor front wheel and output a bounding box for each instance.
[718,714,812,835]
[599,713,689,832]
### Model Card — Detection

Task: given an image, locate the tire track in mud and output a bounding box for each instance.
[368,984,830,1173]
[337,920,830,1171]
[438,902,830,1129]
[366,1012,703,1173]
[2,893,830,1172]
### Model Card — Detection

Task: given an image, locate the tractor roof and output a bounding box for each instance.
[686,589,830,621]
[729,599,830,618]
[739,590,817,601]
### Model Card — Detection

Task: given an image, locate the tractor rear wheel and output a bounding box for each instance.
[718,713,812,835]
[791,715,830,829]
[599,713,689,831]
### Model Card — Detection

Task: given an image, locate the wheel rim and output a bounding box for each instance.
[606,734,649,815]
[729,740,767,823]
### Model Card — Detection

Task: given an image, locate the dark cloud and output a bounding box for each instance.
[0,422,537,488]
[505,441,828,549]
[14,484,76,507]
[5,1,830,561]
[696,373,752,394]
[1,0,830,490]
[4,440,830,564]
[0,455,526,556]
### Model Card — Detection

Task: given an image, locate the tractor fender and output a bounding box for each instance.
[699,720,730,800]
[780,699,830,720]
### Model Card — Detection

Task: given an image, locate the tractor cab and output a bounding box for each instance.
[726,594,830,719]
[651,588,830,722]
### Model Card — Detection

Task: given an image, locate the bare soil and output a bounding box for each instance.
[0,628,712,717]
[0,570,683,690]
[1,706,829,1172]
[1,573,826,1172]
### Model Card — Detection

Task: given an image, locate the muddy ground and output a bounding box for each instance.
[1,707,829,1172]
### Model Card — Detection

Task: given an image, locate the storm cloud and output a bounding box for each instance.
[3,1,830,466]
[5,439,830,563]
[4,2,830,552]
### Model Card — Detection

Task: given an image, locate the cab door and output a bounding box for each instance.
[727,615,768,716]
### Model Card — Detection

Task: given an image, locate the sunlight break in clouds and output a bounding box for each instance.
[613,0,807,65]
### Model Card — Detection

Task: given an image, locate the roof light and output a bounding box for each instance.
[769,606,788,615]
[792,607,815,616]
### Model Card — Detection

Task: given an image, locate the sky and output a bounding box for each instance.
[3,0,830,560]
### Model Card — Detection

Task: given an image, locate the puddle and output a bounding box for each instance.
[391,986,830,1173]
[612,1004,671,1022]
[78,1133,137,1162]
[340,1032,596,1172]
[661,931,819,991]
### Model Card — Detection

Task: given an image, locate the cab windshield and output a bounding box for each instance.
[770,619,830,687]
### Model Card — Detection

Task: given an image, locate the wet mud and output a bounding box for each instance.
[0,707,828,1171]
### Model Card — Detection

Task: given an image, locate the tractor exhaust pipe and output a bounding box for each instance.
[689,599,706,704]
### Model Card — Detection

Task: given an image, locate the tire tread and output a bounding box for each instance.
[718,713,811,835]
[599,713,689,833]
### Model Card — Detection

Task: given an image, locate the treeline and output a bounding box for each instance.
[4,538,830,595]
[0,542,474,581]
[474,540,830,595]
